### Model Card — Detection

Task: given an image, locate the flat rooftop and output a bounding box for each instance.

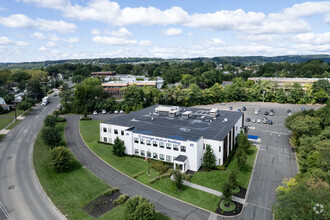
[103,105,243,142]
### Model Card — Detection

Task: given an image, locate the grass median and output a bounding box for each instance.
[0,118,13,130]
[80,120,220,212]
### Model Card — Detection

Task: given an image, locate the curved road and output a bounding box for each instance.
[0,96,65,220]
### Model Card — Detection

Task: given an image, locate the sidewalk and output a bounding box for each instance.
[0,110,27,135]
[171,175,245,204]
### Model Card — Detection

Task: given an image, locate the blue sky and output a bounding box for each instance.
[0,0,330,62]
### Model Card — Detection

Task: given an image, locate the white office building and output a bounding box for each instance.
[100,105,244,172]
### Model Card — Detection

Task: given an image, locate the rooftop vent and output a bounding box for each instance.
[223,118,228,122]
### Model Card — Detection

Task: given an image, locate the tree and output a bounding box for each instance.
[125,196,156,220]
[222,181,233,203]
[17,100,32,111]
[202,145,216,171]
[113,137,125,157]
[228,170,238,190]
[44,115,57,128]
[237,150,247,170]
[173,169,183,190]
[49,146,74,172]
[41,127,62,148]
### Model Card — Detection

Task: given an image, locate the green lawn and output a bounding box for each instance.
[191,147,258,191]
[0,118,13,130]
[7,120,21,129]
[80,120,221,212]
[0,109,24,117]
[0,134,4,140]
[34,121,170,220]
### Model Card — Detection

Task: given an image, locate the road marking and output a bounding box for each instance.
[247,202,272,211]
[0,201,13,220]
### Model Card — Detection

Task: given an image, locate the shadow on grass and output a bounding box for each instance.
[246,148,255,155]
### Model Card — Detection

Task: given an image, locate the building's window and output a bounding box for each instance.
[140,150,145,156]
[160,154,164,160]
[173,144,179,151]
[140,139,145,144]
[159,142,164,148]
[146,140,151,146]
[219,146,221,152]
[153,152,158,159]
[153,141,157,147]
[121,130,124,136]
[203,144,206,150]
[135,149,139,155]
[147,151,151,158]
[108,128,111,133]
[103,137,107,142]
[166,143,171,150]
[114,129,118,134]
[219,159,221,165]
[181,145,186,152]
[134,138,139,143]
[109,138,112,143]
[103,127,107,132]
[166,155,171,162]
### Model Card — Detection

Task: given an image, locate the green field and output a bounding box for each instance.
[191,147,258,191]
[1,109,24,117]
[80,120,222,212]
[0,118,13,130]
[34,122,170,219]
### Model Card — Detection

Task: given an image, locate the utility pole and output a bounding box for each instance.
[263,90,265,103]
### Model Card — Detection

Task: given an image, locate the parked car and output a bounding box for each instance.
[114,110,119,114]
[93,111,97,115]
[102,109,106,114]
[246,117,250,122]
[242,106,247,111]
[229,106,233,110]
[254,110,259,115]
[301,107,305,111]
[256,107,260,112]
[287,109,292,113]
[263,117,268,124]
[269,111,274,116]
[287,109,292,116]
[264,111,269,115]
[257,119,261,123]
[120,110,124,114]
[237,109,241,112]
[109,110,113,114]
[252,118,256,123]
[268,120,273,125]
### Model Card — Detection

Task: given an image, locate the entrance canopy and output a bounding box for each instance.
[174,155,188,172]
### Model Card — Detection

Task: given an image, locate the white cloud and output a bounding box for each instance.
[164,28,182,36]
[92,36,137,45]
[38,46,47,51]
[31,32,45,40]
[16,41,29,46]
[139,40,152,46]
[187,32,194,36]
[294,32,330,45]
[206,38,225,46]
[65,37,80,43]
[0,36,14,45]
[46,41,56,47]
[325,14,330,24]
[111,27,133,38]
[0,14,76,32]
[0,7,7,11]
[91,28,101,35]
[17,0,70,10]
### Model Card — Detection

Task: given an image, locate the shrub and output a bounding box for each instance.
[102,188,119,196]
[42,127,62,148]
[149,176,160,184]
[183,174,192,182]
[216,165,226,170]
[80,117,92,120]
[160,172,172,179]
[44,115,57,128]
[113,194,128,205]
[167,168,175,175]
[133,170,146,179]
[56,117,67,122]
[151,160,170,175]
[173,170,183,190]
[124,196,155,220]
[49,146,74,172]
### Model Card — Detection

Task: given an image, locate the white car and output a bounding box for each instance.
[93,111,97,115]
[102,109,106,114]
[120,110,124,114]
[257,118,261,123]
[114,110,119,114]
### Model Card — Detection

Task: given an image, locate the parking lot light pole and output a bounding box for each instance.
[263,90,265,102]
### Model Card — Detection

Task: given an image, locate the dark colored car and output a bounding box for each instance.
[268,120,273,125]
[229,106,233,110]
[287,109,292,113]
[242,106,247,111]
[246,117,250,122]
[264,111,269,115]
[237,109,241,112]
[263,117,268,124]
[269,111,274,116]
[301,107,305,111]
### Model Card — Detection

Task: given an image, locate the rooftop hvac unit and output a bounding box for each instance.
[224,118,228,122]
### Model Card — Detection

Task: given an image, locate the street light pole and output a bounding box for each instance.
[263,90,265,103]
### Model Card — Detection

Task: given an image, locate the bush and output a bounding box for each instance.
[151,160,170,175]
[102,188,119,196]
[124,196,155,220]
[113,194,128,205]
[44,115,57,128]
[133,170,146,179]
[113,137,125,157]
[216,165,226,170]
[160,172,172,179]
[56,117,67,122]
[149,176,160,184]
[49,146,74,172]
[41,127,62,148]
[173,170,183,190]
[183,174,192,182]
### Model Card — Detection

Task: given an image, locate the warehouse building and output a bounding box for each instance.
[100,105,243,172]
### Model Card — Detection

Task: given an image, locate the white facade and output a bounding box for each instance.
[100,114,242,172]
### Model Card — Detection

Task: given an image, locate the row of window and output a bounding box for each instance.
[103,127,124,136]
[135,149,172,162]
[134,138,186,152]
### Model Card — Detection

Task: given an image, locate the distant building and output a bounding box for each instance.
[0,97,9,111]
[248,77,330,88]
[222,81,233,88]
[92,71,117,77]
[102,75,163,98]
[100,105,243,172]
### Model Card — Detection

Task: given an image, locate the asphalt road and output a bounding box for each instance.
[0,95,65,220]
